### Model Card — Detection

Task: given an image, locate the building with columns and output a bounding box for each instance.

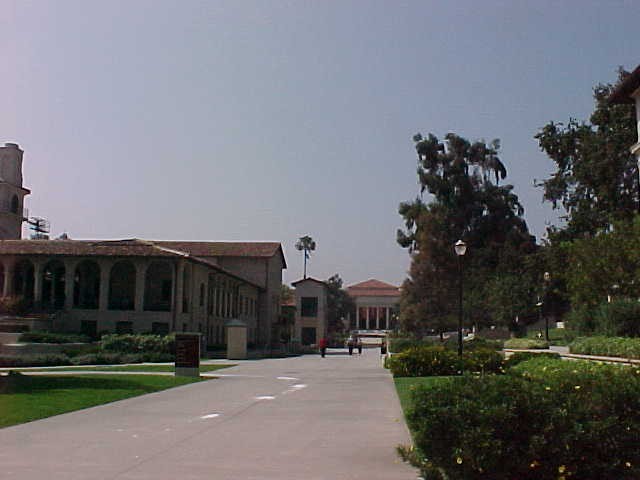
[347,279,400,331]
[0,142,287,346]
[0,239,285,346]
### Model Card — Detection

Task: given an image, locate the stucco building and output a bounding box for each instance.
[347,279,400,331]
[0,143,286,347]
[291,277,328,346]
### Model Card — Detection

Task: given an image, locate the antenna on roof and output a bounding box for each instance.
[27,217,50,240]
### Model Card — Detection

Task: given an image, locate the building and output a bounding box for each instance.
[291,277,328,346]
[347,279,400,331]
[0,143,286,347]
[609,64,640,168]
[0,143,29,240]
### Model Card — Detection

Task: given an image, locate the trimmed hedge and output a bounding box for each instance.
[388,337,436,354]
[503,338,549,350]
[567,300,640,338]
[444,336,503,351]
[19,331,92,344]
[0,354,72,367]
[100,334,175,354]
[503,351,561,368]
[569,336,640,359]
[388,346,503,377]
[406,358,640,479]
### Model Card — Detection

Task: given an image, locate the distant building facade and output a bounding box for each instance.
[291,277,328,346]
[347,279,400,331]
[0,142,286,346]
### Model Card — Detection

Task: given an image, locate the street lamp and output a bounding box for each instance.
[543,271,551,341]
[454,239,467,357]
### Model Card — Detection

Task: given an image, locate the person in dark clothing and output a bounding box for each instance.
[381,340,387,355]
[347,336,354,356]
[319,337,328,358]
[357,339,363,355]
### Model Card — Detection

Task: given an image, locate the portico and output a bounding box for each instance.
[347,279,400,331]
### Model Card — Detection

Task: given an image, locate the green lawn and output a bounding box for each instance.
[0,373,207,428]
[525,327,569,346]
[11,364,235,373]
[394,376,457,415]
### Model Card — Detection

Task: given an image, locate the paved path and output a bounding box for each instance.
[0,349,417,480]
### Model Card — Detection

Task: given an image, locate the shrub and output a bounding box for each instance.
[503,351,561,368]
[19,331,92,344]
[388,337,435,353]
[388,346,461,377]
[503,338,549,349]
[0,296,30,316]
[443,336,503,351]
[406,360,640,479]
[388,346,503,377]
[70,352,142,365]
[569,336,640,359]
[0,354,71,367]
[567,300,640,337]
[100,333,175,354]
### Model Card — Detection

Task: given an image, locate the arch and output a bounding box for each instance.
[144,261,173,312]
[10,195,19,214]
[73,260,100,309]
[13,259,34,302]
[42,260,66,310]
[108,261,135,310]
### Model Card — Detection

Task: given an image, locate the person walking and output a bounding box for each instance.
[319,337,328,358]
[347,336,354,356]
[380,340,387,356]
[357,338,363,355]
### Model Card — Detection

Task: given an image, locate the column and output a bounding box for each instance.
[386,307,390,330]
[3,259,14,297]
[355,307,359,330]
[33,261,43,307]
[134,261,147,312]
[98,260,111,311]
[64,260,76,310]
[174,260,185,314]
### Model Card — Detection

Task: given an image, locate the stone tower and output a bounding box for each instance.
[0,143,30,239]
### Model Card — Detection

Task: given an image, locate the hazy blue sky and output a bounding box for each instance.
[1,1,638,286]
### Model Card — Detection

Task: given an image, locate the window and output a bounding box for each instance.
[116,321,133,334]
[152,322,169,335]
[10,195,18,214]
[301,297,318,317]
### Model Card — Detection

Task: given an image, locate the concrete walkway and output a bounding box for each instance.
[0,349,417,480]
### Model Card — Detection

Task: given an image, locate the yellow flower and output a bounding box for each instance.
[530,460,540,468]
[558,465,566,473]
[574,385,581,390]
[626,461,632,468]
[545,386,551,391]
[456,457,463,465]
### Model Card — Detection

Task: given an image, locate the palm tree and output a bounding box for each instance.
[295,235,316,279]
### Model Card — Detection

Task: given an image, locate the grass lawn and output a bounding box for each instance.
[525,327,569,346]
[0,373,206,428]
[394,376,457,415]
[11,364,235,373]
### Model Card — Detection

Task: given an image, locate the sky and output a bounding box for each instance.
[1,0,638,287]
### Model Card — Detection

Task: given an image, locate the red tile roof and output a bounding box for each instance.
[347,279,400,297]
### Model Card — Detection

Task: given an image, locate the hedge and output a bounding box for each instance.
[19,331,92,344]
[569,336,640,359]
[503,338,549,350]
[503,351,561,368]
[100,334,175,354]
[406,358,640,479]
[567,300,640,338]
[388,346,503,377]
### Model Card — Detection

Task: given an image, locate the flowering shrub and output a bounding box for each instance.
[569,336,640,359]
[406,358,640,479]
[100,334,175,355]
[388,346,503,377]
[503,351,561,368]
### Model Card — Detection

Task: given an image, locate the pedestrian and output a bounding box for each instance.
[380,340,387,356]
[357,338,363,355]
[347,336,354,356]
[319,337,328,358]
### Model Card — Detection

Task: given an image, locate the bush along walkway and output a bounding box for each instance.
[504,345,640,366]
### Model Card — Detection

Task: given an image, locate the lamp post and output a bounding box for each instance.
[454,239,467,357]
[543,271,550,341]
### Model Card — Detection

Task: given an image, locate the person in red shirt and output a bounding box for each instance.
[319,337,328,358]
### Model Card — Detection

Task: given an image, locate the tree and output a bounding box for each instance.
[535,68,638,240]
[398,132,535,335]
[325,274,355,337]
[295,235,316,279]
